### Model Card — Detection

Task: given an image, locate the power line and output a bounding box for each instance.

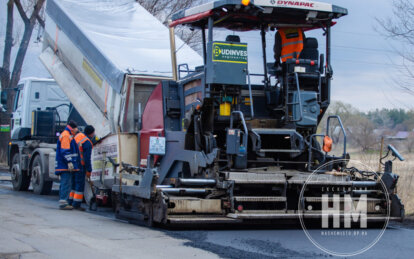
[230,30,397,53]
[333,30,382,38]
[333,58,404,67]
[320,44,396,54]
[233,36,396,54]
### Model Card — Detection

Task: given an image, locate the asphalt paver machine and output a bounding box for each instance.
[111,0,405,226]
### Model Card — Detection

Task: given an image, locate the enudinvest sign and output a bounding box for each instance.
[212,42,247,64]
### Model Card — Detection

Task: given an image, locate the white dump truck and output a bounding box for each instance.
[33,0,199,206]
[3,0,199,201]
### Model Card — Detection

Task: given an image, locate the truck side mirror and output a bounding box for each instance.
[0,91,7,105]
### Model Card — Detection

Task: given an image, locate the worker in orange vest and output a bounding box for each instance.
[68,125,96,211]
[274,27,304,67]
[56,120,80,210]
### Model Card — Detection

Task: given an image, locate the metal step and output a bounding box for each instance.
[252,128,297,134]
[234,196,286,202]
[227,172,286,184]
[288,173,352,185]
[227,210,291,219]
[259,149,301,153]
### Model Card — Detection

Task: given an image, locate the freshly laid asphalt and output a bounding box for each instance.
[1,168,414,259]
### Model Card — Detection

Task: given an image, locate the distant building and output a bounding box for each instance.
[386,131,414,140]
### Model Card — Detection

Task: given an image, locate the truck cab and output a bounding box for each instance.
[11,78,70,140]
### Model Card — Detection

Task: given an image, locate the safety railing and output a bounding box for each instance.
[307,115,347,171]
[286,72,303,122]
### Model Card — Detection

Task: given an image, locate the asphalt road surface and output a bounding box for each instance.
[1,169,414,259]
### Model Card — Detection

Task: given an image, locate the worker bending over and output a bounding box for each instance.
[274,27,304,67]
[56,120,80,210]
[69,125,96,211]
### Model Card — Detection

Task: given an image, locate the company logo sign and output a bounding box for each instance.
[276,1,314,8]
[321,194,368,229]
[212,42,248,64]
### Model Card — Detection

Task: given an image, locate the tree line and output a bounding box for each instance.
[321,101,414,153]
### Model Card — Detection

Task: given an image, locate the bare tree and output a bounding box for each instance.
[405,134,414,153]
[136,0,202,52]
[377,0,414,94]
[348,116,378,152]
[0,0,46,162]
[318,101,360,136]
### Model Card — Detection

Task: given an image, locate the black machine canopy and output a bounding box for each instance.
[170,0,348,30]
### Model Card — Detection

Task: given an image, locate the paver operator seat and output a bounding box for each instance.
[299,38,319,61]
[226,35,241,43]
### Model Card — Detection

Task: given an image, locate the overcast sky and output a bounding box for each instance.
[236,0,412,112]
[1,0,412,111]
[327,0,412,111]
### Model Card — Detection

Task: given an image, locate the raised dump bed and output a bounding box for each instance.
[40,0,202,136]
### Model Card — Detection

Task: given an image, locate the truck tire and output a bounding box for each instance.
[11,153,30,191]
[31,155,53,195]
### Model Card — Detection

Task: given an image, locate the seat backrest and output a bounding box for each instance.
[225,35,240,43]
[299,38,318,60]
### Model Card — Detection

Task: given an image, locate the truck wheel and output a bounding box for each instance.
[31,155,53,195]
[11,153,30,191]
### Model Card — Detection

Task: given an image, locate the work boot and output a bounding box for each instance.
[59,204,73,210]
[73,206,85,211]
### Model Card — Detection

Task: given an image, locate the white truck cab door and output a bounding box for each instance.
[11,84,25,136]
[28,81,45,127]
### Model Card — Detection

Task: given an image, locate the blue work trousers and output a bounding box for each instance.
[59,172,72,208]
[68,170,86,208]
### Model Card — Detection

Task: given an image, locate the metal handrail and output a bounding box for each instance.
[286,72,303,122]
[326,115,347,158]
[230,111,248,150]
[178,63,196,79]
[246,69,254,119]
[307,115,347,171]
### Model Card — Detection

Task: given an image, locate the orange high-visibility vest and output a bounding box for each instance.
[279,28,304,62]
[74,133,92,166]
